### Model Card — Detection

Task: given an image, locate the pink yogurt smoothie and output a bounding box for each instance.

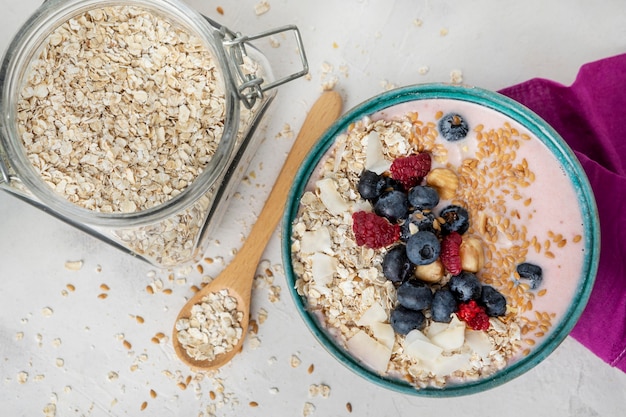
[373,99,585,329]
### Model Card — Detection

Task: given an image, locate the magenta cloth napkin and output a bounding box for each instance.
[498,53,626,372]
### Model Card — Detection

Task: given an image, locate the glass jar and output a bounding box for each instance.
[0,0,308,268]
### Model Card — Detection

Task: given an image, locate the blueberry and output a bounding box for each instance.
[382,245,414,285]
[439,205,470,235]
[381,176,405,193]
[374,190,409,223]
[390,305,426,335]
[400,211,438,241]
[408,185,440,210]
[431,289,458,323]
[449,272,482,302]
[357,170,387,200]
[438,113,469,142]
[406,231,440,265]
[397,279,433,311]
[480,285,507,317]
[517,262,543,289]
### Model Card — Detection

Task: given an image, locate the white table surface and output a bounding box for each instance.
[1,1,626,416]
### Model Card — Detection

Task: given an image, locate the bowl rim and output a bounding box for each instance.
[281,83,600,397]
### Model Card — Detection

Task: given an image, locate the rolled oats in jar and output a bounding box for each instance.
[19,5,227,214]
[0,0,308,268]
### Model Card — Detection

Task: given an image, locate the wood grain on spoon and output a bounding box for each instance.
[172,91,343,371]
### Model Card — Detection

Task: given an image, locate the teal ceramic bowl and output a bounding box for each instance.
[281,83,599,396]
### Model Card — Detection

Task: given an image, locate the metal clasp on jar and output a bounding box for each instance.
[209,16,309,109]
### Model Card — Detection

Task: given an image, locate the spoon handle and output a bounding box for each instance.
[238,91,343,260]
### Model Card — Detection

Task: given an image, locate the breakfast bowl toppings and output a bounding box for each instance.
[282,84,599,396]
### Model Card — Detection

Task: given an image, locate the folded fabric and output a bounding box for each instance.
[498,53,626,372]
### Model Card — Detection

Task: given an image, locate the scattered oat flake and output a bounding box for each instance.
[268,285,281,302]
[42,307,54,317]
[17,371,28,384]
[321,75,338,91]
[303,402,316,416]
[255,1,270,15]
[248,335,261,349]
[43,402,56,417]
[276,123,294,140]
[290,354,302,368]
[450,69,463,84]
[64,260,83,271]
[380,79,397,91]
[440,27,449,36]
[309,383,330,398]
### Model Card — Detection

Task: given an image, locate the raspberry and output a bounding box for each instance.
[457,300,490,330]
[440,232,462,275]
[390,153,431,190]
[352,211,400,248]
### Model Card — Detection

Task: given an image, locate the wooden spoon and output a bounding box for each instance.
[172,91,343,371]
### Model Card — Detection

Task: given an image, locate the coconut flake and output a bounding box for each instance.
[346,330,391,374]
[300,227,332,254]
[311,252,337,286]
[364,131,391,174]
[316,178,350,215]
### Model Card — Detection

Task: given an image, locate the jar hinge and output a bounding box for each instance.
[215,22,309,109]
